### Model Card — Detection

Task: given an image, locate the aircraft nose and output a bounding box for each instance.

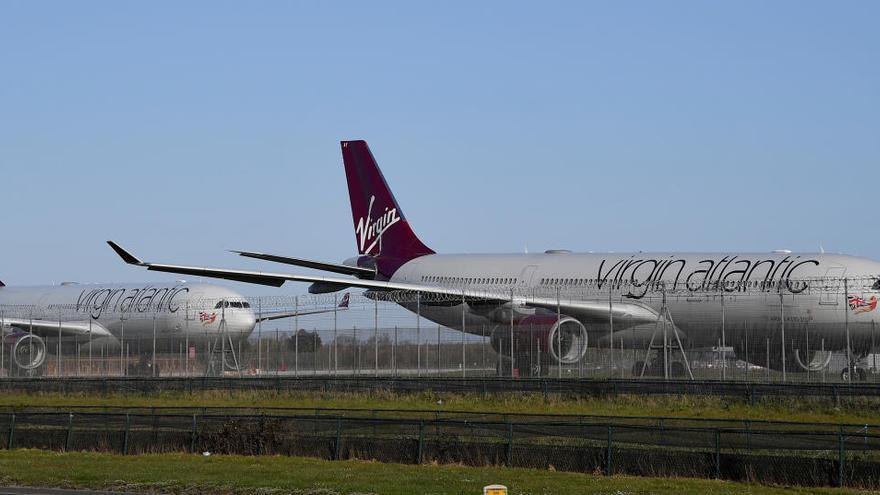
[241,309,257,333]
[227,309,256,338]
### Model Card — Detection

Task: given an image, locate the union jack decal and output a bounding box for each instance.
[848,295,878,314]
[199,311,217,325]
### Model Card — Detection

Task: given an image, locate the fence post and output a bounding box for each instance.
[659,418,665,446]
[64,413,73,452]
[335,417,342,461]
[416,292,421,377]
[416,421,424,464]
[374,297,379,378]
[191,414,197,453]
[714,429,721,479]
[506,422,514,467]
[746,420,752,451]
[6,413,14,450]
[606,425,613,475]
[123,413,130,455]
[462,289,466,378]
[838,426,845,487]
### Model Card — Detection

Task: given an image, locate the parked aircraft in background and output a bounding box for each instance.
[0,279,348,375]
[109,140,880,380]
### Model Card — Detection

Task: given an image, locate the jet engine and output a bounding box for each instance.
[10,333,47,371]
[734,337,834,373]
[792,349,833,372]
[491,314,588,366]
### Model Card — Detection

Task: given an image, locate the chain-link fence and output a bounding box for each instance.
[1,407,878,488]
[2,277,879,383]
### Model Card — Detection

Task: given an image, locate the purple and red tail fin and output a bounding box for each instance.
[341,140,434,260]
[0,280,4,288]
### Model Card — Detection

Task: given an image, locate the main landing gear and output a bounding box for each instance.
[840,366,868,382]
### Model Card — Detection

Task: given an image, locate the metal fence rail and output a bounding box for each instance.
[1,376,880,402]
[4,404,877,441]
[2,409,879,488]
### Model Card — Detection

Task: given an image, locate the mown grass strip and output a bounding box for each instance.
[0,449,870,495]
[0,390,878,425]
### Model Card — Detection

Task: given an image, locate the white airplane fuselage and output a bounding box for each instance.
[0,282,257,349]
[391,251,880,353]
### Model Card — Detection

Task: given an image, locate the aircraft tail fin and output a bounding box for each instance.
[0,280,5,288]
[341,140,434,260]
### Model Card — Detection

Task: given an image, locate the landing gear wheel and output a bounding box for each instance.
[841,367,867,382]
[514,354,533,377]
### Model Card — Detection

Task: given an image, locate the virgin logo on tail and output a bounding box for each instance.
[356,195,401,255]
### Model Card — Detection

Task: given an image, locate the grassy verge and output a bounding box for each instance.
[0,449,869,495]
[0,390,878,425]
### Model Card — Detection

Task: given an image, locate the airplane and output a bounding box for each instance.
[108,140,880,380]
[0,278,349,375]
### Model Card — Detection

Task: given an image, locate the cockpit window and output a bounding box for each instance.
[214,300,251,309]
[873,279,880,291]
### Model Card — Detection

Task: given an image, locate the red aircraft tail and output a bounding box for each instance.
[341,140,434,261]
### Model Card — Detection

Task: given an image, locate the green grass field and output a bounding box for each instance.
[2,390,877,493]
[0,390,877,425]
[0,449,870,495]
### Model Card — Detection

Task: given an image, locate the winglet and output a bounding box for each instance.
[339,292,350,308]
[107,241,145,266]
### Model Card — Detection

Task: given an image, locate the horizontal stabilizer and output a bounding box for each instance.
[231,250,374,277]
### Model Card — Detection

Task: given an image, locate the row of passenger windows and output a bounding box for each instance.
[418,275,813,289]
[421,275,518,285]
[538,278,805,289]
[214,300,251,309]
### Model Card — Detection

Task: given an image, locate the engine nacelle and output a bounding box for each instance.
[491,314,588,364]
[734,336,834,373]
[792,349,833,372]
[10,333,47,370]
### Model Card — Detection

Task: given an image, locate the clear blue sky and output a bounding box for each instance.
[2,1,878,293]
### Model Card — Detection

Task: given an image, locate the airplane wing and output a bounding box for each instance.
[0,317,113,339]
[255,293,351,322]
[231,251,375,277]
[108,242,659,325]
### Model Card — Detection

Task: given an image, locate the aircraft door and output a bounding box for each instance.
[820,266,846,305]
[519,265,538,287]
